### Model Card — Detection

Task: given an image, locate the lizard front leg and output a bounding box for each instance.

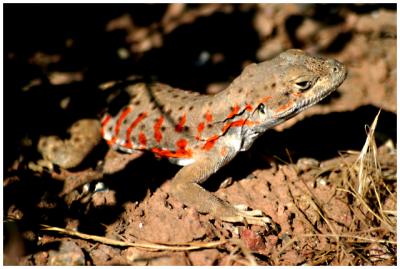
[169,152,271,226]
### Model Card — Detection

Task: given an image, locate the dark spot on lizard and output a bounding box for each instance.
[134,100,141,106]
[271,82,276,88]
[161,126,166,131]
[189,105,194,111]
[238,87,243,93]
[139,124,145,130]
[178,106,184,111]
[277,99,287,105]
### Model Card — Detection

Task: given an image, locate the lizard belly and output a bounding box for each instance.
[240,127,261,151]
[168,157,196,166]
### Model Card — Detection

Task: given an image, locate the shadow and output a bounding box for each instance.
[346,3,397,14]
[3,172,67,255]
[4,4,260,170]
[139,5,260,91]
[285,15,305,48]
[2,80,106,170]
[284,5,354,53]
[258,105,396,162]
[324,32,353,53]
[204,105,396,190]
[75,153,179,235]
[309,4,346,25]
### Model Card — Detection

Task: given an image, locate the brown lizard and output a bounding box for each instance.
[39,49,347,225]
[100,49,347,225]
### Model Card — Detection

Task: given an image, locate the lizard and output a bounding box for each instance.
[39,49,347,225]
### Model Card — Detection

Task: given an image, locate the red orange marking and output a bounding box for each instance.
[196,122,205,140]
[111,106,133,144]
[275,100,293,113]
[106,140,114,146]
[197,122,205,133]
[151,147,192,159]
[220,146,228,157]
[221,119,258,134]
[175,114,186,132]
[205,111,213,123]
[176,138,188,149]
[292,92,302,97]
[259,95,272,103]
[124,112,148,148]
[138,132,147,147]
[100,114,111,137]
[226,104,240,119]
[153,116,164,143]
[202,135,219,151]
[245,104,253,111]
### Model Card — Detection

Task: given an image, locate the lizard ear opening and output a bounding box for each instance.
[257,103,266,114]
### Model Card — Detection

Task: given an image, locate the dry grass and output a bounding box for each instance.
[340,110,396,264]
[307,111,396,265]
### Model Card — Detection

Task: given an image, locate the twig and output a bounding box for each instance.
[41,224,226,251]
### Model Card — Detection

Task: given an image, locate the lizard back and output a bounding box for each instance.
[101,82,224,163]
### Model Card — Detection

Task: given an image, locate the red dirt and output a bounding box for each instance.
[3,3,396,265]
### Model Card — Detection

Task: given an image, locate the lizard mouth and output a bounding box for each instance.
[297,86,335,111]
[253,85,338,133]
[274,87,333,120]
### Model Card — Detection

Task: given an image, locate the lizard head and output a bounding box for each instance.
[245,49,347,132]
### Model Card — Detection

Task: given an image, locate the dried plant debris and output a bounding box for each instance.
[4,3,396,266]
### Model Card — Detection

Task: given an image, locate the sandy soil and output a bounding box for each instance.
[3,3,396,265]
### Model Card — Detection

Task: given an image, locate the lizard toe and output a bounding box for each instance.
[219,204,273,226]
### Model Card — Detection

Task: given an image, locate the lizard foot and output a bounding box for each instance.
[220,204,273,226]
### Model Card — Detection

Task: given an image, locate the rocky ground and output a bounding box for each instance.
[3,3,397,265]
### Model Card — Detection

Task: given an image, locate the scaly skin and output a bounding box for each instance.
[100,49,347,225]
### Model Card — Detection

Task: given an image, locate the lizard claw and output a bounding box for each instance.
[234,204,265,217]
[221,204,273,226]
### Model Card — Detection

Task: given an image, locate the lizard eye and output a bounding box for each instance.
[257,103,266,114]
[295,80,312,91]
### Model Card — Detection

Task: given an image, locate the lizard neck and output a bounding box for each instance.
[212,82,252,121]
